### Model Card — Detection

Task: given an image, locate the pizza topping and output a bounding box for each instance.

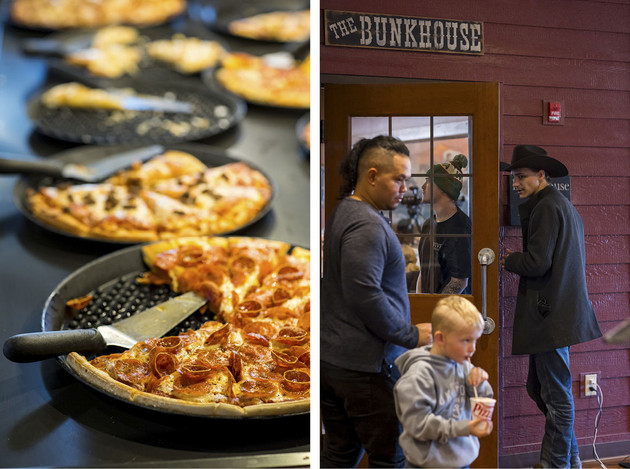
[27,152,272,241]
[239,379,278,399]
[281,369,310,393]
[79,237,309,412]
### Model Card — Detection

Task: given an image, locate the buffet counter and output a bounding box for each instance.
[0,2,310,467]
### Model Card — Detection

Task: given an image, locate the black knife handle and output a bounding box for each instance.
[0,158,64,178]
[3,329,106,363]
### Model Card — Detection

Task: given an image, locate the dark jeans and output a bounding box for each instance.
[320,360,405,468]
[527,347,581,468]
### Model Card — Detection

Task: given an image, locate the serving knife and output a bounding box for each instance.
[0,144,164,182]
[22,30,98,57]
[3,291,207,363]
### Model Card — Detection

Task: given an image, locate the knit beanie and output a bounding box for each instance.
[426,154,468,201]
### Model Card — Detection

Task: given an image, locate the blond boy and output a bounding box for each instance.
[394,296,494,468]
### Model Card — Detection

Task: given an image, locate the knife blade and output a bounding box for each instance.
[3,291,207,363]
[22,30,97,57]
[0,144,164,182]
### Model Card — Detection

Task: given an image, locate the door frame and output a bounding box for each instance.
[322,82,501,468]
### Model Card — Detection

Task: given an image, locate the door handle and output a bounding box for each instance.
[478,248,496,335]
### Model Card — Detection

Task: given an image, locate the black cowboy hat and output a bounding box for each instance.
[500,145,568,177]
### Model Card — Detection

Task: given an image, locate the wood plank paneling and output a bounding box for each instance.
[503,86,630,119]
[322,0,630,461]
[322,48,630,90]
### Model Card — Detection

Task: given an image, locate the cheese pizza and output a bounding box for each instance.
[65,236,310,417]
[26,150,273,242]
[227,9,310,43]
[11,0,186,29]
[215,52,309,109]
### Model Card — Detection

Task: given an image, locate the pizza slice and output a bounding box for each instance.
[146,34,226,74]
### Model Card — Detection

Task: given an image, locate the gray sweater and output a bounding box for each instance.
[394,346,493,468]
[321,198,419,372]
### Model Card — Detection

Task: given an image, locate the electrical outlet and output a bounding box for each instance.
[584,373,598,397]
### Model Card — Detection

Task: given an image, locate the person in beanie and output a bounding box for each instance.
[500,145,602,468]
[321,135,432,468]
[417,154,472,294]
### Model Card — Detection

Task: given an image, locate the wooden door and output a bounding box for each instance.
[322,82,500,468]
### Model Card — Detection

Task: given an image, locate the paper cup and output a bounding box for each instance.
[470,397,496,431]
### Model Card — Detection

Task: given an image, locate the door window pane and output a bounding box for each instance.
[350,115,472,295]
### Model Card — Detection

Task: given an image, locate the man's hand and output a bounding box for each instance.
[415,323,432,347]
[499,248,514,267]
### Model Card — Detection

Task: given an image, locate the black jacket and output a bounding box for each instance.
[505,185,602,354]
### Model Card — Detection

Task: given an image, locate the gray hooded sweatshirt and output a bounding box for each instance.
[394,346,493,468]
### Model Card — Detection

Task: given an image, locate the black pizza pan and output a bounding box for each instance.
[27,79,246,145]
[204,0,309,43]
[43,22,231,86]
[13,143,276,243]
[38,240,309,419]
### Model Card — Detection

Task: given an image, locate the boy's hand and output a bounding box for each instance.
[415,323,432,347]
[469,417,493,438]
[467,367,489,387]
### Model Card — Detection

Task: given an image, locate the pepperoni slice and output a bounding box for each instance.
[238,343,273,363]
[271,287,291,305]
[271,350,298,369]
[246,363,282,382]
[231,255,256,272]
[197,349,231,369]
[112,359,151,390]
[276,265,303,282]
[282,369,310,393]
[179,362,215,383]
[244,332,270,347]
[154,249,178,271]
[274,327,309,345]
[205,323,231,346]
[177,245,206,266]
[265,305,297,320]
[239,380,278,399]
[155,336,182,352]
[236,300,263,318]
[150,350,178,377]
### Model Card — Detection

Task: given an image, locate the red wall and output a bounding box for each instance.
[320,0,630,461]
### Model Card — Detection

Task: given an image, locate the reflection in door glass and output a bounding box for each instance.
[351,115,473,295]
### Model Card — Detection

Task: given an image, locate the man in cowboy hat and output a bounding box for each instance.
[500,145,602,468]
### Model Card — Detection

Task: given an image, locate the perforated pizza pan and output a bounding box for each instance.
[40,240,309,419]
[27,80,246,145]
[13,143,276,244]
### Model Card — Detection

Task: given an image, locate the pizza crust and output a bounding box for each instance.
[66,353,309,417]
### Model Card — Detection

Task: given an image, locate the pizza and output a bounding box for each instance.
[215,52,309,108]
[65,236,310,417]
[146,34,226,74]
[10,0,186,29]
[63,27,226,78]
[26,150,273,242]
[227,9,310,42]
[65,26,142,79]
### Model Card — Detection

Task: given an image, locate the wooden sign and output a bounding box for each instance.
[509,176,571,226]
[324,10,483,55]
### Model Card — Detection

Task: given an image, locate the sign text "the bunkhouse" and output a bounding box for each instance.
[325,10,483,55]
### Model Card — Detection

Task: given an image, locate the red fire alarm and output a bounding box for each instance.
[548,102,561,121]
[543,100,564,125]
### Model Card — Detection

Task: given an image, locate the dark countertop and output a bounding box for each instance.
[0,3,310,467]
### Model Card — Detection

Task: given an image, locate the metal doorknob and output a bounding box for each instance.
[478,248,496,335]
